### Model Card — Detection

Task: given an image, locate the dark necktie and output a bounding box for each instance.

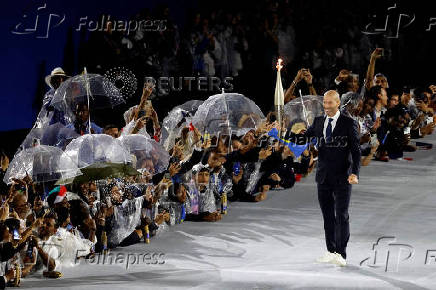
[326,118,333,142]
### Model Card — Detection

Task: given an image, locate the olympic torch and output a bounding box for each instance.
[275,58,285,136]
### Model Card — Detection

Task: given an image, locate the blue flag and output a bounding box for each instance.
[268,128,309,158]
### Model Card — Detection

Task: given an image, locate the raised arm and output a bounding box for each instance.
[134,83,154,121]
[285,69,304,103]
[303,69,317,96]
[364,48,383,91]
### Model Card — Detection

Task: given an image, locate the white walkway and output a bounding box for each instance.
[24,134,436,289]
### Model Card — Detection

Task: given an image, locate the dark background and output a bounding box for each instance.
[0,0,434,156]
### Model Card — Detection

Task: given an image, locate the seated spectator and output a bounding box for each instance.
[366,85,388,119]
[38,211,93,269]
[377,106,411,160]
[185,164,221,222]
[410,88,436,138]
[104,124,120,138]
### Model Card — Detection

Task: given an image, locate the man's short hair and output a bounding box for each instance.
[104,124,118,131]
[366,85,383,102]
[413,87,431,102]
[44,210,59,227]
[374,73,387,79]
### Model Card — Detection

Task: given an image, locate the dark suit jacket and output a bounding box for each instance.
[305,113,361,185]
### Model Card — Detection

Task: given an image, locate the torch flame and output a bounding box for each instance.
[276,58,283,71]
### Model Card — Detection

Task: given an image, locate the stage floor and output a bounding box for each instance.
[23,134,436,289]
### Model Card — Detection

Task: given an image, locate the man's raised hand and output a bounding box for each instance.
[142,82,154,100]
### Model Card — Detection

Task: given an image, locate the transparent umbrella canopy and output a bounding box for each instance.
[64,134,131,169]
[18,127,44,150]
[161,100,203,150]
[119,134,169,175]
[3,145,82,184]
[192,93,265,136]
[18,123,80,151]
[50,73,125,123]
[283,95,324,130]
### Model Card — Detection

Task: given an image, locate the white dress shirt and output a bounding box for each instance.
[323,109,341,138]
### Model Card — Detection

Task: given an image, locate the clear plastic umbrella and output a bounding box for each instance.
[51,125,81,149]
[18,128,44,150]
[39,123,66,146]
[283,95,324,130]
[18,123,80,152]
[161,100,203,150]
[192,93,265,136]
[3,145,81,184]
[64,134,131,169]
[119,134,169,174]
[50,73,125,123]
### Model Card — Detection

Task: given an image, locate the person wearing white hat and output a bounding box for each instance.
[33,67,70,129]
[44,67,69,90]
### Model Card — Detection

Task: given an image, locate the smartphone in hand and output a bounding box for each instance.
[13,229,20,240]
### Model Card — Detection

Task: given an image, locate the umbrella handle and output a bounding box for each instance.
[84,67,92,134]
[299,90,309,126]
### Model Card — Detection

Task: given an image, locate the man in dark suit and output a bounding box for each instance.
[305,90,361,266]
